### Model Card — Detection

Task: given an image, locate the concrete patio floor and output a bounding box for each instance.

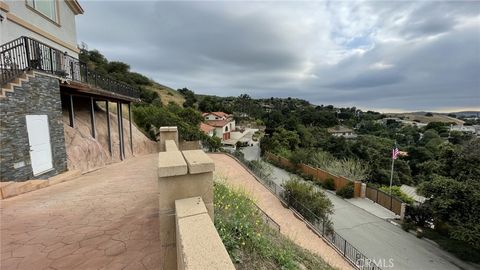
[1,153,160,270]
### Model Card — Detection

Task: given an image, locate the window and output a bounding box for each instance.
[27,0,58,22]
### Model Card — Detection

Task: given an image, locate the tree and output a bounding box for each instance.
[419,175,480,249]
[178,88,197,108]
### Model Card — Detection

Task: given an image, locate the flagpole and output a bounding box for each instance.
[389,155,395,196]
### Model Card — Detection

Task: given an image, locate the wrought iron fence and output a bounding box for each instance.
[0,37,140,99]
[252,203,281,232]
[228,151,382,270]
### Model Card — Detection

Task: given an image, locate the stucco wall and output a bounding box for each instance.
[0,73,67,181]
[1,0,79,56]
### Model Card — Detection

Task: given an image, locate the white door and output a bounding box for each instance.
[26,115,53,176]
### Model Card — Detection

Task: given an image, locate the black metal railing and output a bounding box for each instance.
[253,202,281,232]
[0,37,139,99]
[227,151,382,270]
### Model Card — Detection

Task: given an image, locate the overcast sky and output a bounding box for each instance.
[77,1,480,112]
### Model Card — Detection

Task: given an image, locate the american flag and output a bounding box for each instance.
[392,147,400,160]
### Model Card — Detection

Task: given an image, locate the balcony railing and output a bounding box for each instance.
[0,36,140,99]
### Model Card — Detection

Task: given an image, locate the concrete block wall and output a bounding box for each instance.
[175,197,235,270]
[157,127,233,269]
[0,73,67,181]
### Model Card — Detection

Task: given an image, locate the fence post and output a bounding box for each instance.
[322,220,325,235]
[23,37,30,67]
[390,195,393,211]
[343,239,347,256]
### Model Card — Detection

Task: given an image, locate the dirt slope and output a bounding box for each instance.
[63,102,157,173]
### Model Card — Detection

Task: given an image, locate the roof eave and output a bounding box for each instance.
[65,0,84,15]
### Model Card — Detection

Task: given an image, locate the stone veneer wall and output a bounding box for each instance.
[0,74,67,181]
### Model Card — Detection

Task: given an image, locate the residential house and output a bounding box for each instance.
[1,0,140,182]
[450,125,476,134]
[202,112,235,141]
[327,126,357,139]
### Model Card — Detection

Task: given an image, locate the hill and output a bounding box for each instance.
[144,82,185,106]
[387,112,464,125]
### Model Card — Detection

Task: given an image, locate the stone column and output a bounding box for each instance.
[158,126,179,152]
[361,183,367,198]
[400,203,407,220]
[158,141,215,270]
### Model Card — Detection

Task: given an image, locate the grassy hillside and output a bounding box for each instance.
[214,181,335,270]
[145,82,185,106]
[388,112,464,125]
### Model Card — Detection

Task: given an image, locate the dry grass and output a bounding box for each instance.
[145,83,185,106]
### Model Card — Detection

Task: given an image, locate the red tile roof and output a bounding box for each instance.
[200,123,215,133]
[202,112,231,118]
[205,119,230,127]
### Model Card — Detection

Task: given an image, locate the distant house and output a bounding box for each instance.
[400,185,426,205]
[450,125,476,134]
[201,112,236,141]
[327,126,357,138]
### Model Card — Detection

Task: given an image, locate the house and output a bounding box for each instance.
[202,112,235,141]
[450,125,476,134]
[0,0,140,182]
[327,126,357,138]
[400,185,426,205]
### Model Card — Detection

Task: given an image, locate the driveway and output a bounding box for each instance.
[262,161,473,270]
[1,154,160,270]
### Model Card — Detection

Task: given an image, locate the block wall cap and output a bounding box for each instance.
[165,140,179,152]
[158,151,188,177]
[177,213,235,270]
[159,126,178,132]
[182,150,215,174]
[175,197,208,219]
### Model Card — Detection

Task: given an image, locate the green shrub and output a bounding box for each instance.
[283,177,333,222]
[322,178,335,190]
[379,186,414,204]
[401,221,415,232]
[423,228,480,263]
[336,182,354,198]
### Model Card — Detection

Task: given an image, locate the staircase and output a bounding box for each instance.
[0,70,34,98]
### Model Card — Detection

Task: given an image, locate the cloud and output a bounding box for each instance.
[76,1,480,112]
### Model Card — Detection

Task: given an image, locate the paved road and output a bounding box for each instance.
[1,154,161,270]
[240,144,474,270]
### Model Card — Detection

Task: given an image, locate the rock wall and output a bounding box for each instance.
[63,98,156,173]
[0,73,67,181]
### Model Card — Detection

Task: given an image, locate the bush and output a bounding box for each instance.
[404,204,433,227]
[379,186,414,204]
[336,182,354,198]
[423,228,480,263]
[283,177,333,222]
[401,221,416,232]
[322,178,335,190]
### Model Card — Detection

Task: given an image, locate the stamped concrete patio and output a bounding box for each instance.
[0,153,160,270]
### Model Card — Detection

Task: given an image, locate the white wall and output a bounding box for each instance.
[1,0,79,56]
[214,127,223,139]
[205,114,224,120]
